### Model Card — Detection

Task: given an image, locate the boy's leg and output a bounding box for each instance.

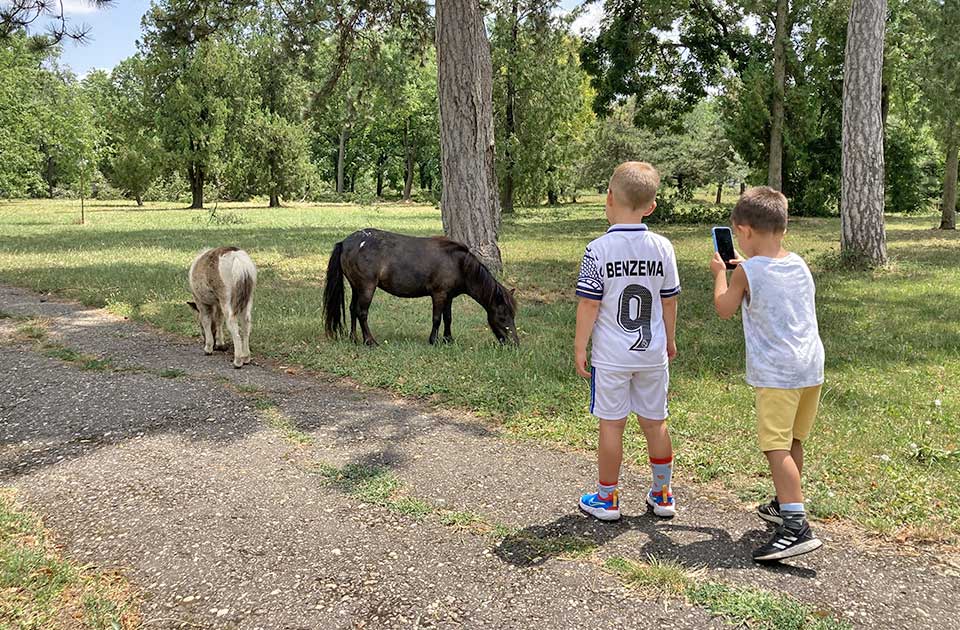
[633,367,675,517]
[598,418,628,488]
[639,417,676,517]
[791,439,804,477]
[579,368,630,521]
[765,449,803,505]
[753,387,822,561]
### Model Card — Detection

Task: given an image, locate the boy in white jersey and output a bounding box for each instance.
[711,186,825,561]
[575,161,680,522]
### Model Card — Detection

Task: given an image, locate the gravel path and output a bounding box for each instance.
[1,284,957,629]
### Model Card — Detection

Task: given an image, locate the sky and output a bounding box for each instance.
[55,0,604,77]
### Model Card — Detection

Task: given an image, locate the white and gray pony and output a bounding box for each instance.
[187,247,257,368]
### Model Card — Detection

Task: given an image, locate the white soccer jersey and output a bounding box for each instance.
[576,224,681,370]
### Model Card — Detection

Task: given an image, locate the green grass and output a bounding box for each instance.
[38,343,113,371]
[0,489,138,629]
[1,198,958,540]
[605,556,849,629]
[158,368,187,378]
[259,406,314,445]
[312,463,432,517]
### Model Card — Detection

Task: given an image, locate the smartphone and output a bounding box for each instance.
[711,227,738,270]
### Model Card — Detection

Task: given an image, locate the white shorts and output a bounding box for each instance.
[590,366,669,421]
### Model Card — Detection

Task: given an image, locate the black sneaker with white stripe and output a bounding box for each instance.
[752,522,822,562]
[757,497,783,525]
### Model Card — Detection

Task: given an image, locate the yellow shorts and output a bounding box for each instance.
[755,385,822,452]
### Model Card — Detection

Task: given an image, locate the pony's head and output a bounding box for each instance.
[487,284,519,346]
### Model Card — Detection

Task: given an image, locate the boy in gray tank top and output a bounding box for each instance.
[710,187,825,562]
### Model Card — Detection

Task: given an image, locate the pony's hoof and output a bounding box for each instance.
[242,356,251,365]
[204,348,214,356]
[364,339,378,347]
[233,360,244,369]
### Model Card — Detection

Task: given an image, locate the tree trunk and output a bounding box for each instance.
[740,181,746,195]
[716,182,723,205]
[403,118,415,201]
[189,164,204,209]
[436,0,504,272]
[336,126,349,194]
[940,125,958,230]
[840,0,887,266]
[500,0,519,214]
[269,191,281,208]
[419,161,429,191]
[376,158,385,198]
[135,193,143,207]
[768,0,789,191]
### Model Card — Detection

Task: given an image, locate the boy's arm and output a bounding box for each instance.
[661,296,678,360]
[575,297,601,378]
[711,252,749,319]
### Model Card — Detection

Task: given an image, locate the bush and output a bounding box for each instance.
[648,195,732,225]
[143,172,189,203]
[885,117,940,214]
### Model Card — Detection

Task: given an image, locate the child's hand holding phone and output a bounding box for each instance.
[711,227,743,271]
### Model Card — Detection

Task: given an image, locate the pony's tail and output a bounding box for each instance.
[232,271,255,316]
[323,241,346,338]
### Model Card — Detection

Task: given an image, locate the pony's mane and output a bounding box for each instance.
[450,242,516,316]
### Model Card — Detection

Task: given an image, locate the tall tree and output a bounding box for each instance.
[767,0,789,191]
[910,0,960,229]
[0,34,44,197]
[140,1,246,209]
[840,0,887,265]
[436,0,503,271]
[492,0,592,208]
[0,0,114,48]
[940,125,958,229]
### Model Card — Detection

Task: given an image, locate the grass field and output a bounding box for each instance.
[1,197,958,542]
[0,489,138,628]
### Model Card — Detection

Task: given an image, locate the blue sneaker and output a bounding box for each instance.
[646,486,676,518]
[579,490,620,521]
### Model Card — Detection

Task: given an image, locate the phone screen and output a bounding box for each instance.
[712,227,738,270]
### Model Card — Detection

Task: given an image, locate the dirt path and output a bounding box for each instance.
[1,284,957,629]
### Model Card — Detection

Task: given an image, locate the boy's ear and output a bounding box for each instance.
[187,301,198,312]
[642,200,657,217]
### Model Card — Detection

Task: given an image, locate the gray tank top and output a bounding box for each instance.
[740,253,825,389]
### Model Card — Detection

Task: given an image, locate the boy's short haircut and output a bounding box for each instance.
[610,161,660,210]
[731,186,788,233]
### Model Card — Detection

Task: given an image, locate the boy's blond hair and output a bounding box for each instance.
[731,186,788,233]
[610,161,660,211]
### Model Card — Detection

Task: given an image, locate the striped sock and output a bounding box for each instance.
[650,456,673,497]
[780,502,806,530]
[597,480,617,501]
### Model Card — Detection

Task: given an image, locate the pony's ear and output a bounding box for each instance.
[186,301,198,312]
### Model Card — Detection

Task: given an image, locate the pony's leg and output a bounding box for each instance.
[223,306,244,368]
[240,301,252,364]
[429,294,444,345]
[442,300,453,343]
[349,292,360,344]
[199,304,216,355]
[357,286,378,346]
[212,304,228,351]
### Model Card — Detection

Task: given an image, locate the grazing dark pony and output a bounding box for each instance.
[323,229,519,346]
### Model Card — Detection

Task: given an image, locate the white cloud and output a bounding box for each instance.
[570,2,604,37]
[61,0,100,14]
